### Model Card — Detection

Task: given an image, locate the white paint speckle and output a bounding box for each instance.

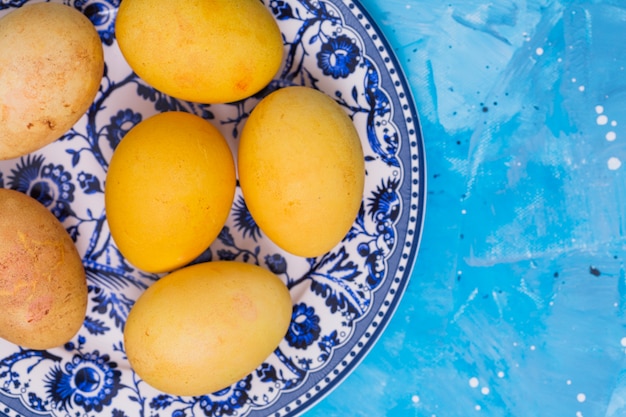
[536,47,544,56]
[530,345,536,351]
[608,157,622,170]
[606,131,617,141]
[579,85,586,92]
[576,411,584,417]
[412,394,420,404]
[469,377,480,388]
[481,387,490,395]
[597,115,609,125]
[577,393,586,403]
[461,209,467,215]
[567,380,572,385]
[572,77,577,83]
[612,120,618,126]
[596,105,605,114]
[620,337,626,347]
[475,405,482,411]
[497,371,505,378]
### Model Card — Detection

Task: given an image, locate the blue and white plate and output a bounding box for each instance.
[0,0,425,416]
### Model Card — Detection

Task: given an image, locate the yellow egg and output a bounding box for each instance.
[124,261,292,396]
[115,0,283,104]
[238,86,365,257]
[104,112,236,273]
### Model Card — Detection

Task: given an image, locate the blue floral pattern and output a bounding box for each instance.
[317,34,361,79]
[287,303,321,349]
[44,346,121,413]
[7,155,76,222]
[74,0,119,46]
[0,1,28,9]
[0,0,424,416]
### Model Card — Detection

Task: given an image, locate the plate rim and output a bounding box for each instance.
[281,0,427,414]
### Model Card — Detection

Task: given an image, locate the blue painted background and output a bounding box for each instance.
[308,0,626,416]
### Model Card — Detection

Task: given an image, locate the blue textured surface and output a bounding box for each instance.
[308,0,626,416]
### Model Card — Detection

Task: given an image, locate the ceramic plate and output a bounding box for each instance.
[0,0,425,416]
